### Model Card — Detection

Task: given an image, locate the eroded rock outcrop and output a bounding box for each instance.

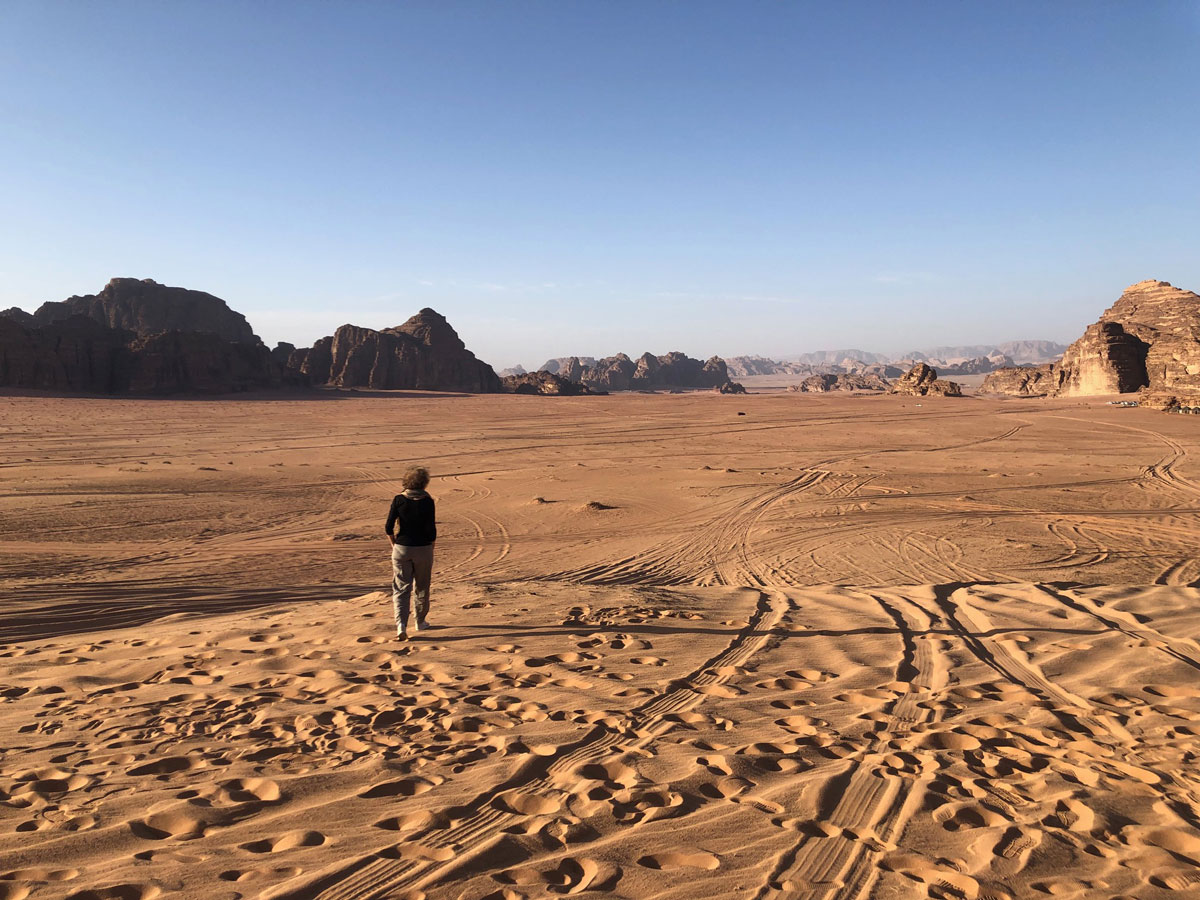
[501,371,599,396]
[554,351,728,392]
[982,280,1200,400]
[889,363,962,397]
[713,381,747,394]
[978,364,1063,397]
[788,373,891,393]
[297,309,500,392]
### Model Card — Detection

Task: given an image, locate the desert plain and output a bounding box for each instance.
[2,389,1200,900]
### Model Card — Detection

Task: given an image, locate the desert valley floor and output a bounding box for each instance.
[2,390,1200,900]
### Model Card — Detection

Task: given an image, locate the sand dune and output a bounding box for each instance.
[2,390,1200,899]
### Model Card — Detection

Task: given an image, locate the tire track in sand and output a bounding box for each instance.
[753,592,947,900]
[262,590,788,900]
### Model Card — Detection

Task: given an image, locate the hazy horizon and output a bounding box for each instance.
[2,2,1197,368]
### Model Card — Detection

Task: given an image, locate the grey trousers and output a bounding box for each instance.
[391,543,433,629]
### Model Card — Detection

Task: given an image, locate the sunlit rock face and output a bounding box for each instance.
[982,280,1200,401]
[888,363,962,397]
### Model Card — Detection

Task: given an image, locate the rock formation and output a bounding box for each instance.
[889,363,962,397]
[498,365,527,377]
[540,357,597,375]
[295,309,500,393]
[978,364,1063,397]
[32,278,258,343]
[0,279,285,394]
[713,381,747,394]
[543,351,729,392]
[788,373,891,393]
[501,371,599,396]
[982,280,1200,402]
[937,354,1013,376]
[0,307,36,328]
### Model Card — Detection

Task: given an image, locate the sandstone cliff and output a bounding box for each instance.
[981,280,1200,401]
[33,278,259,343]
[296,309,500,393]
[889,363,962,397]
[0,279,285,393]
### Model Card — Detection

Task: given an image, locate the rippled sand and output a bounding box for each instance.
[2,390,1198,900]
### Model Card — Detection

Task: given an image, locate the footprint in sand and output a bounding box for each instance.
[64,886,161,900]
[130,809,225,841]
[373,810,447,832]
[240,830,327,853]
[212,777,283,804]
[218,866,303,883]
[495,790,562,816]
[498,857,620,893]
[638,850,719,871]
[359,775,443,798]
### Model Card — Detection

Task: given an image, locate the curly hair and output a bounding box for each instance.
[401,466,430,491]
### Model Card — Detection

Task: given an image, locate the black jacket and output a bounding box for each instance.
[386,491,437,546]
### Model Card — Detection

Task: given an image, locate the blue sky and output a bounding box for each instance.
[1,1,1197,368]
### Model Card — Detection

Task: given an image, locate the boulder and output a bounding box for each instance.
[294,308,501,392]
[713,381,747,394]
[889,363,962,397]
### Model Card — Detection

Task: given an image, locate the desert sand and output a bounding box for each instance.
[2,389,1200,900]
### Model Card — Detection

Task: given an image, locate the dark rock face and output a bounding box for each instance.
[33,278,258,343]
[1,307,36,328]
[889,363,962,397]
[713,380,747,394]
[1,278,287,394]
[0,315,131,392]
[788,373,891,393]
[296,309,501,392]
[501,371,599,395]
[123,331,282,393]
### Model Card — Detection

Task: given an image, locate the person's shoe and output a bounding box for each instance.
[396,626,408,641]
[416,619,429,632]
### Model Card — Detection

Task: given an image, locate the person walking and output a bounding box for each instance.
[385,466,436,640]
